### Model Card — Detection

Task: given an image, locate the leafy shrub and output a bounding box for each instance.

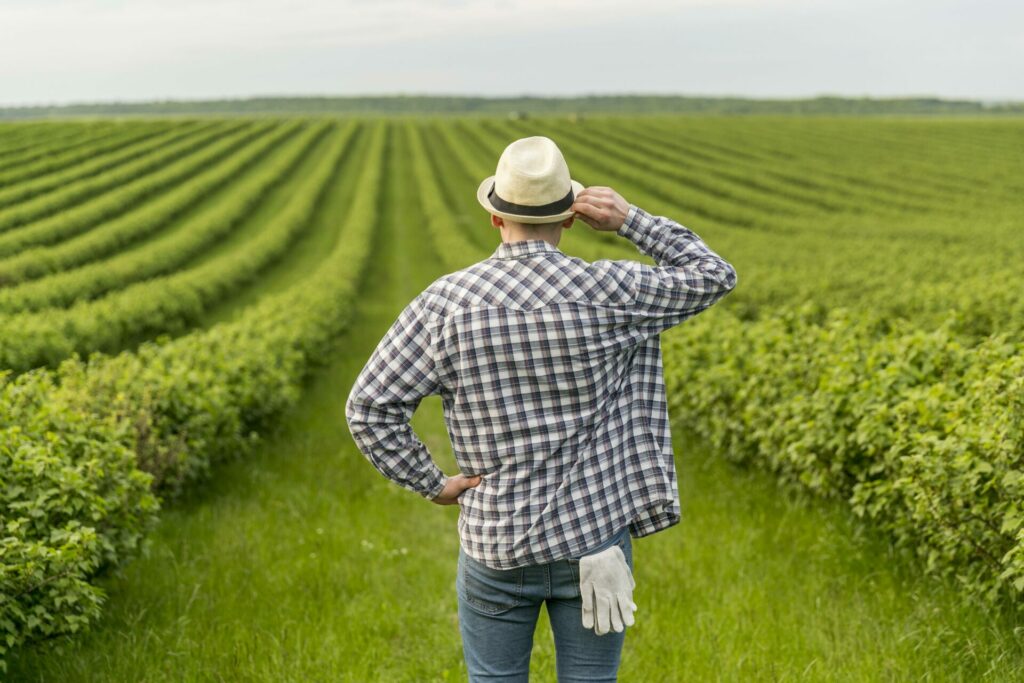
[0,370,159,672]
[0,122,386,672]
[663,305,1024,605]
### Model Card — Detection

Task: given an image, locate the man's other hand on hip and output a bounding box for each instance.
[432,473,482,505]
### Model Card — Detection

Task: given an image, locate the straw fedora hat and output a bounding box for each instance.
[476,136,585,224]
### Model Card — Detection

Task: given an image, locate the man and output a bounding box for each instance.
[345,135,737,681]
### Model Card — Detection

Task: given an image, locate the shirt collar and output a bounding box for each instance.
[490,239,563,260]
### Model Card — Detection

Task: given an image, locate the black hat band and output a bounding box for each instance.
[488,183,574,217]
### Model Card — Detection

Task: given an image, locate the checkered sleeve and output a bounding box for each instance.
[345,292,447,501]
[616,204,737,334]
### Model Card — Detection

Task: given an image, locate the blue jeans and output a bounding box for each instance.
[456,527,633,682]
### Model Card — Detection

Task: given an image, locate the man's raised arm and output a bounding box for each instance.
[572,186,737,335]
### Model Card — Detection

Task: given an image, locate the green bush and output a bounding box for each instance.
[0,370,159,672]
[0,122,386,673]
[662,305,1024,604]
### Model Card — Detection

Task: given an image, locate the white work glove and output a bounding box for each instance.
[580,545,637,636]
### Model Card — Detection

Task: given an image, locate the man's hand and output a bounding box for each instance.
[580,545,637,635]
[431,473,482,505]
[571,186,630,232]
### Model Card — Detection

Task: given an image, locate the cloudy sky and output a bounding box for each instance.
[1,0,1020,106]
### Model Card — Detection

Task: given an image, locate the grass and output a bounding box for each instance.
[8,122,1024,682]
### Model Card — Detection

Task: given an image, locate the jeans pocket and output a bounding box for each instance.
[459,552,524,616]
[615,530,633,568]
[567,560,582,599]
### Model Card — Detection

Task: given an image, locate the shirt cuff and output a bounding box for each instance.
[616,204,642,236]
[421,469,448,501]
[616,204,656,253]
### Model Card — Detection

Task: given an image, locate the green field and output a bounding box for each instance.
[2,115,1023,680]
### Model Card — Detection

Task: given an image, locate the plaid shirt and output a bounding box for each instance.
[345,205,737,569]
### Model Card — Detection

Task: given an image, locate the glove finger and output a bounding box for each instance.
[610,601,624,633]
[581,583,595,630]
[618,594,635,627]
[596,594,611,636]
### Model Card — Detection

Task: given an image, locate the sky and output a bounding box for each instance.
[1,0,1021,107]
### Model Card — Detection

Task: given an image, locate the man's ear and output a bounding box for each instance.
[491,214,503,229]
[561,215,574,229]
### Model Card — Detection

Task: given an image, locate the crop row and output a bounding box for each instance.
[638,116,999,204]
[0,122,99,160]
[0,122,154,174]
[778,120,1022,181]
[0,131,94,167]
[665,115,1018,170]
[590,120,863,214]
[573,118,947,216]
[0,121,307,288]
[406,122,491,265]
[0,121,356,373]
[0,122,388,674]
[655,117,1021,200]
[0,120,256,237]
[0,121,173,188]
[0,120,217,209]
[415,124,500,254]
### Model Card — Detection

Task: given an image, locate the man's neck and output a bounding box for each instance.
[503,230,559,247]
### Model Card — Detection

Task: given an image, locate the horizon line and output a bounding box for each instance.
[3,92,1023,110]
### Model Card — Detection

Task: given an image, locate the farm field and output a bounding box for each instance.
[2,115,1023,680]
